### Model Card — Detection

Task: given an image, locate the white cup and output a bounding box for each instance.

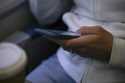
[0,43,27,83]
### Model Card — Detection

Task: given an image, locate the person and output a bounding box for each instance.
[27,0,125,83]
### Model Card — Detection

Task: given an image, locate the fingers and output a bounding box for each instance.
[64,34,99,48]
[78,26,104,35]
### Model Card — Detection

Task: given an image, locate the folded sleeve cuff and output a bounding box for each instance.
[109,37,125,67]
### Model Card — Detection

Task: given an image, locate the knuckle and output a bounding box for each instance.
[96,26,103,31]
[94,26,105,34]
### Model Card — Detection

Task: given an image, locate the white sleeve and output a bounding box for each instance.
[29,0,73,25]
[109,37,125,67]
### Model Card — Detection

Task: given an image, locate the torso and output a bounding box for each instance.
[57,0,125,83]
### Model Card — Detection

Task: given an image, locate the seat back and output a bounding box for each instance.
[0,0,34,40]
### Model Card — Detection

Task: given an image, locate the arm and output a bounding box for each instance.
[62,26,113,61]
[29,0,73,25]
[61,26,125,68]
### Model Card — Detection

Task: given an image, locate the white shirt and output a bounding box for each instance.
[57,0,125,83]
[30,0,125,83]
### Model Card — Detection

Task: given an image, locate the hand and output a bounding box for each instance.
[63,26,113,61]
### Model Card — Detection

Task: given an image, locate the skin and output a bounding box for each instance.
[51,26,113,61]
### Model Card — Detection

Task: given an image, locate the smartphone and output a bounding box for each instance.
[35,28,80,39]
